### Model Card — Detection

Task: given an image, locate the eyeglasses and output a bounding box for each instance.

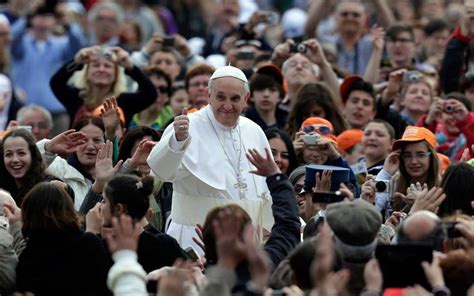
[401,152,431,161]
[339,11,361,18]
[303,125,331,135]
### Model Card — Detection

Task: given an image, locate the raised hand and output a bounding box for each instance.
[364,258,382,294]
[246,148,281,177]
[100,96,121,140]
[129,139,156,168]
[93,141,123,192]
[214,208,247,269]
[421,252,445,289]
[45,129,87,155]
[315,138,340,160]
[104,214,142,254]
[74,46,101,64]
[292,131,305,154]
[370,26,385,51]
[315,170,332,192]
[448,99,469,122]
[110,47,133,70]
[409,187,446,214]
[425,97,443,125]
[173,108,189,142]
[304,38,329,66]
[85,202,102,234]
[361,175,376,204]
[383,149,401,176]
[172,34,191,57]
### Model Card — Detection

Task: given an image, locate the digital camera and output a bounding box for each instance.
[375,180,390,193]
[290,42,308,54]
[302,133,320,145]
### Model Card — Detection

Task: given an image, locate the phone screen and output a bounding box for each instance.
[376,244,433,289]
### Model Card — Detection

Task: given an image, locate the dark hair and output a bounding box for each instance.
[345,80,376,110]
[145,66,173,97]
[104,174,154,221]
[21,182,79,238]
[365,119,396,140]
[202,204,251,265]
[250,73,284,98]
[265,128,298,176]
[444,92,472,111]
[118,126,161,162]
[0,129,46,204]
[386,24,415,42]
[424,18,449,36]
[439,163,474,217]
[71,116,105,133]
[287,82,348,139]
[185,63,215,90]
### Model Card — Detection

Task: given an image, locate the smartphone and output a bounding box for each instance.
[185,246,200,261]
[376,244,433,289]
[443,222,463,238]
[235,51,255,60]
[312,191,345,203]
[162,36,175,47]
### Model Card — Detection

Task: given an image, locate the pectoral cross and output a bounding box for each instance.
[234,176,248,200]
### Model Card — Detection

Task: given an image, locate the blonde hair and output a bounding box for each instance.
[69,64,128,108]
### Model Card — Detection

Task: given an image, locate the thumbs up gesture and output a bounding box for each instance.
[173,108,190,141]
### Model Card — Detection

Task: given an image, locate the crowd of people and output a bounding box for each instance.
[1,0,474,295]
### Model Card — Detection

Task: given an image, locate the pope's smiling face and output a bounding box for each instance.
[207,77,249,127]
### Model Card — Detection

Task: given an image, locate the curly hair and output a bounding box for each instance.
[0,129,46,204]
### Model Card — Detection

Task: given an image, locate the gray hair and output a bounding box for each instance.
[88,2,124,25]
[208,77,250,96]
[16,104,53,129]
[281,54,320,78]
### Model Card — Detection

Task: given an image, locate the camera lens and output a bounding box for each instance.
[444,105,453,113]
[375,181,387,192]
[296,43,307,53]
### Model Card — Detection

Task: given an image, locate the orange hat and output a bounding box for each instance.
[437,153,451,174]
[92,105,126,126]
[392,126,436,151]
[336,129,364,152]
[300,117,337,143]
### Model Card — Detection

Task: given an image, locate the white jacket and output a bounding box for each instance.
[37,139,92,210]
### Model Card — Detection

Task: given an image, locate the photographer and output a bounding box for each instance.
[416,92,474,160]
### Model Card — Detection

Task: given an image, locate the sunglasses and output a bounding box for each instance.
[340,11,361,18]
[303,125,331,135]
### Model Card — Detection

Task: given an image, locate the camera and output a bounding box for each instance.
[402,71,423,83]
[444,103,454,114]
[303,133,320,145]
[98,46,115,61]
[235,51,255,60]
[162,36,175,47]
[443,222,463,238]
[375,180,390,193]
[290,42,307,53]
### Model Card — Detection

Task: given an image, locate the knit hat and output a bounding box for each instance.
[326,200,382,246]
[336,129,364,152]
[392,126,436,151]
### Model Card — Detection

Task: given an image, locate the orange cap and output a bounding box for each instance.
[300,117,337,144]
[392,126,436,151]
[339,75,364,103]
[336,129,364,152]
[92,105,126,126]
[437,153,451,174]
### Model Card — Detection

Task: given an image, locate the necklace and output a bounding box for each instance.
[206,112,248,200]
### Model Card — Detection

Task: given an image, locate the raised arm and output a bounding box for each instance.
[363,27,385,84]
[304,0,337,39]
[368,0,396,29]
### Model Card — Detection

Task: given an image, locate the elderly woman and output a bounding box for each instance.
[50,45,157,126]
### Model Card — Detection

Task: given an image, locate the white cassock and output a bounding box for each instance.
[147,106,274,253]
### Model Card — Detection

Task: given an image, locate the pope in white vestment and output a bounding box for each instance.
[147,66,274,253]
